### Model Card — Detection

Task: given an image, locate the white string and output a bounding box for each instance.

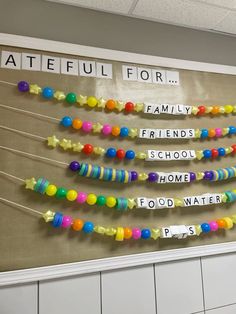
[0,80,17,86]
[0,197,42,216]
[0,125,46,141]
[0,145,68,166]
[0,103,61,122]
[0,171,25,182]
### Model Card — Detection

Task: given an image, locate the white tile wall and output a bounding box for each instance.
[202,252,236,310]
[155,258,204,314]
[101,265,156,314]
[39,273,100,314]
[0,282,37,314]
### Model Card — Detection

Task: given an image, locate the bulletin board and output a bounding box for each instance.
[1,35,236,273]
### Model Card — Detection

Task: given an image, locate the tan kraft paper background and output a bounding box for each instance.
[1,45,236,271]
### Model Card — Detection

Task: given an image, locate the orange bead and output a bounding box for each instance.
[216,219,226,229]
[211,106,220,115]
[111,126,120,136]
[72,118,83,129]
[208,128,216,138]
[72,219,84,231]
[106,99,116,110]
[124,227,132,239]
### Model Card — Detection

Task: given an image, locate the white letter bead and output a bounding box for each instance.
[136,198,147,208]
[161,227,172,238]
[187,225,196,236]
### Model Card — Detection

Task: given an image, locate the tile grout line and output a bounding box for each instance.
[153,263,158,314]
[205,301,236,312]
[100,272,103,314]
[199,257,206,312]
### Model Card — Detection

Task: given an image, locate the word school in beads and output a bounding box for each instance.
[146,150,196,161]
[0,50,179,85]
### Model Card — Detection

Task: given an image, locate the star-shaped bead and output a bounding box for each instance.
[151,228,160,240]
[222,193,227,203]
[195,225,202,236]
[97,97,106,108]
[205,106,213,113]
[42,210,55,222]
[72,142,84,152]
[128,198,136,209]
[115,101,124,112]
[59,139,72,150]
[29,84,42,95]
[105,227,117,236]
[196,150,203,160]
[128,128,138,138]
[94,225,106,234]
[136,152,147,159]
[92,122,103,133]
[54,91,66,101]
[94,147,105,155]
[222,128,229,136]
[25,177,37,190]
[47,135,59,148]
[134,103,144,112]
[226,147,233,154]
[196,172,204,180]
[174,198,183,207]
[194,129,201,138]
[138,173,148,181]
[77,94,87,105]
[191,106,198,115]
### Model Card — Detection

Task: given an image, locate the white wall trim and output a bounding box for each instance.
[1,241,236,286]
[1,33,236,74]
[1,33,236,285]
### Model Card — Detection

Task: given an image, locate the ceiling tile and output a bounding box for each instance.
[47,0,134,14]
[194,0,236,9]
[213,11,236,33]
[132,0,229,29]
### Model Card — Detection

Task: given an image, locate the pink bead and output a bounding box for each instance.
[82,121,93,132]
[209,221,218,232]
[102,124,112,135]
[77,192,87,203]
[215,128,222,137]
[62,216,72,228]
[132,228,141,240]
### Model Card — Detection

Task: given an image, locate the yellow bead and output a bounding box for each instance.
[195,225,202,235]
[105,227,117,236]
[223,217,233,229]
[136,152,147,159]
[29,84,41,94]
[54,91,66,101]
[195,129,201,138]
[138,173,148,181]
[224,105,233,114]
[231,215,236,224]
[128,128,138,138]
[174,198,183,207]
[77,95,87,105]
[205,106,213,113]
[196,172,204,180]
[94,147,105,155]
[87,96,98,107]
[106,196,117,208]
[46,184,57,196]
[191,106,198,115]
[115,227,124,241]
[233,105,236,113]
[42,210,55,222]
[66,189,78,201]
[196,151,203,160]
[225,147,233,154]
[151,228,160,240]
[222,128,229,136]
[94,225,106,234]
[87,193,97,205]
[128,198,136,209]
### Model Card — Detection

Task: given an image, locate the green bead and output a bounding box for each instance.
[96,195,106,206]
[56,187,67,198]
[66,92,77,104]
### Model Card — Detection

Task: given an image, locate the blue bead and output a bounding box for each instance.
[125,150,135,160]
[203,149,212,158]
[61,116,72,127]
[42,87,54,99]
[120,127,129,137]
[218,147,226,156]
[141,229,151,239]
[229,126,236,135]
[201,129,208,138]
[106,147,116,158]
[201,223,211,233]
[52,212,63,228]
[83,221,94,233]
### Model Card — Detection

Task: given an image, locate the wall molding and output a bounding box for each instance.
[1,33,236,286]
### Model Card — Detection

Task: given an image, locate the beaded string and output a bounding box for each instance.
[1,101,236,141]
[0,196,236,241]
[1,123,236,162]
[1,170,235,211]
[8,80,236,116]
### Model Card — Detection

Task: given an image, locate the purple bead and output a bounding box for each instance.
[148,172,158,182]
[17,81,29,92]
[189,172,196,181]
[131,171,138,181]
[69,161,81,171]
[204,171,213,180]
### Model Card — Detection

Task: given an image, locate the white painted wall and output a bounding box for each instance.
[2,253,236,314]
